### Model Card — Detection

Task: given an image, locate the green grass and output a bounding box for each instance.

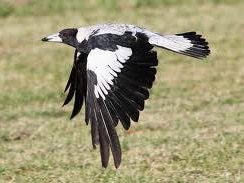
[1,1,244,182]
[1,0,244,17]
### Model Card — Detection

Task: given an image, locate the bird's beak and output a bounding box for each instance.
[42,33,62,42]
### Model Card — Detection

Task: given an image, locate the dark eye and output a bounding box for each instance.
[61,33,68,37]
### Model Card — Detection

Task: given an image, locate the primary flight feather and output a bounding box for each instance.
[42,23,210,168]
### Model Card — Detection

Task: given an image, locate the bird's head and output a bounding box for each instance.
[42,28,79,47]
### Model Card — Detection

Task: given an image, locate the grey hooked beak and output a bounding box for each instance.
[42,33,62,42]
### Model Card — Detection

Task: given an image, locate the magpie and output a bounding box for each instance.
[42,23,210,168]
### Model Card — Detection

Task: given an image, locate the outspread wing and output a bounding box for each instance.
[85,32,158,168]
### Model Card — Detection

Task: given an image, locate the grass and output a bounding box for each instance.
[1,0,244,17]
[1,0,244,182]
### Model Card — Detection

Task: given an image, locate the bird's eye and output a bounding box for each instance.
[61,33,68,38]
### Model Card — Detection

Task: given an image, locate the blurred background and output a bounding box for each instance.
[0,0,244,182]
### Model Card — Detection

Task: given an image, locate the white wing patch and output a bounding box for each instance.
[87,46,132,100]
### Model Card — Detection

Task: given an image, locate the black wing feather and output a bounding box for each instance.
[105,98,131,130]
[63,75,76,106]
[87,71,121,168]
[94,101,110,168]
[99,99,121,168]
[115,82,145,111]
[63,50,87,119]
[64,67,75,92]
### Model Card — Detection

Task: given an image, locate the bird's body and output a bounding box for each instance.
[42,23,210,168]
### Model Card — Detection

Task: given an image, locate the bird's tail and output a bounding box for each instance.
[148,32,210,59]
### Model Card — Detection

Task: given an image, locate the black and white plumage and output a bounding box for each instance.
[42,23,210,168]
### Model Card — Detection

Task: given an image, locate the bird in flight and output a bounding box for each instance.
[42,23,210,168]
